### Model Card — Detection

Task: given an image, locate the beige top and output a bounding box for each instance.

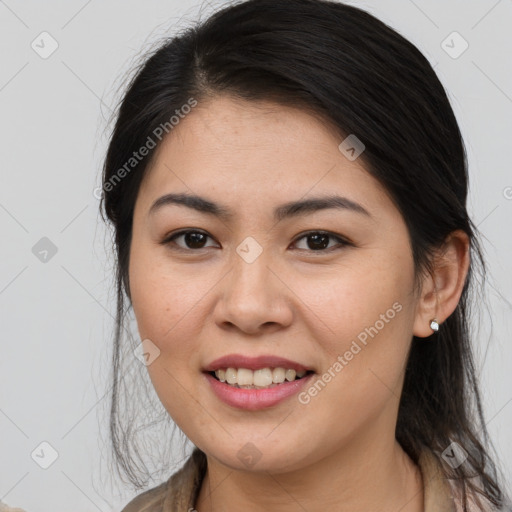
[0,449,498,512]
[120,447,489,512]
[0,504,26,512]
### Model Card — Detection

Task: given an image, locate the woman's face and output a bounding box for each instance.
[129,95,423,473]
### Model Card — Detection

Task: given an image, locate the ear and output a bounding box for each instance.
[413,229,470,338]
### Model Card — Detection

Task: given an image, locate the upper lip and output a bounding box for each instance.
[203,354,314,372]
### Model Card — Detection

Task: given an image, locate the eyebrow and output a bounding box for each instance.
[148,192,372,222]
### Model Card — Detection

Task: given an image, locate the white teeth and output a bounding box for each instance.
[237,368,253,386]
[254,368,273,387]
[213,367,309,388]
[272,367,285,383]
[225,368,237,384]
[285,369,296,381]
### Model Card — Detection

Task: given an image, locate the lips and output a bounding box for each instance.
[203,371,315,410]
[203,354,314,373]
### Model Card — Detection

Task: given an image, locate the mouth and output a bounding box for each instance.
[202,354,316,410]
[203,353,315,389]
[203,368,315,410]
[207,367,315,389]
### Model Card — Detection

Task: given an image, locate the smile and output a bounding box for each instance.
[203,371,316,410]
[211,367,310,388]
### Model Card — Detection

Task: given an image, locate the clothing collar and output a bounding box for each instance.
[160,447,458,511]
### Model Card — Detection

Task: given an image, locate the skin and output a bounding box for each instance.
[128,95,470,511]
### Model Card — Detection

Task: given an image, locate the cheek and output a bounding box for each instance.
[296,254,413,353]
[128,245,212,424]
[128,243,208,376]
[130,240,198,336]
[293,257,415,418]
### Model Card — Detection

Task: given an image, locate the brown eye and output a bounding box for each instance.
[163,230,218,251]
[162,229,350,253]
[293,231,350,252]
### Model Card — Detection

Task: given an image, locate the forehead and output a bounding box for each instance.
[136,95,393,220]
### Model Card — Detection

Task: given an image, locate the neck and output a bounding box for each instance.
[195,437,423,512]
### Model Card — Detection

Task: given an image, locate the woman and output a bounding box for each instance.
[100,0,509,510]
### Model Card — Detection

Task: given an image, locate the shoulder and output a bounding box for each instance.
[418,448,508,512]
[120,480,170,512]
[0,504,27,512]
[450,479,510,512]
[120,448,207,512]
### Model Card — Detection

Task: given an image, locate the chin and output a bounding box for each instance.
[199,436,311,474]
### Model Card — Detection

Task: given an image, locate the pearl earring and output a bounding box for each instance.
[430,318,439,332]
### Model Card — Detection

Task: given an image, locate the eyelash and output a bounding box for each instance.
[161,229,352,254]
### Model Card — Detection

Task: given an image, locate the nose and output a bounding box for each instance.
[214,250,294,335]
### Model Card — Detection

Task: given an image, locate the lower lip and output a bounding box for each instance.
[203,372,314,410]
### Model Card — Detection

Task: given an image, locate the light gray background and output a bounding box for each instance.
[0,0,511,510]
